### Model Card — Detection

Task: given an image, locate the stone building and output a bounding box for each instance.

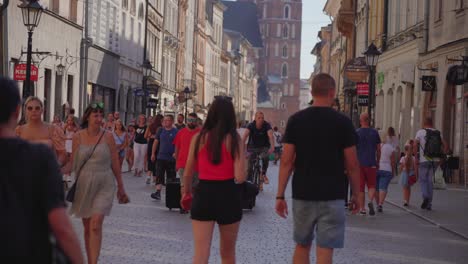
[5,0,83,121]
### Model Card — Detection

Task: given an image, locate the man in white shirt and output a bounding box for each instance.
[415,117,447,211]
[273,126,282,165]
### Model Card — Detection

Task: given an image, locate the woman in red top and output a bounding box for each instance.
[182,96,246,264]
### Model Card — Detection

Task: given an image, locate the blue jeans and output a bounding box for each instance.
[376,170,393,192]
[292,199,345,248]
[419,162,435,206]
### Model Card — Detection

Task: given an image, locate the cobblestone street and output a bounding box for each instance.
[69,163,468,264]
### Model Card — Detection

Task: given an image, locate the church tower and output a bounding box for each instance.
[241,0,302,132]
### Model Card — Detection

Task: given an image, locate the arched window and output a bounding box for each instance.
[122,0,128,10]
[281,63,288,78]
[282,45,288,58]
[284,5,290,19]
[130,0,136,15]
[282,24,289,38]
[138,3,144,20]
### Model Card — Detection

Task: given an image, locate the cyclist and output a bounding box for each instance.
[242,112,274,189]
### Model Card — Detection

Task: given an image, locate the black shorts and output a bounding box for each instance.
[191,179,242,225]
[147,139,156,172]
[155,159,176,185]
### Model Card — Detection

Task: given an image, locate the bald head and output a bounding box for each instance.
[423,117,433,127]
[360,112,370,127]
[311,73,336,97]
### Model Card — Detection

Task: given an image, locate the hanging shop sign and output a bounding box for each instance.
[357,82,369,106]
[146,98,158,109]
[344,57,369,82]
[421,75,437,92]
[13,64,38,81]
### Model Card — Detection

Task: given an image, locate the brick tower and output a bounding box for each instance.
[240,0,302,132]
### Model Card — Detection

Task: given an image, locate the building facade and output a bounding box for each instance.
[6,0,83,121]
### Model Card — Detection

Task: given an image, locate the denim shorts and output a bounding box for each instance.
[376,170,393,192]
[293,199,345,248]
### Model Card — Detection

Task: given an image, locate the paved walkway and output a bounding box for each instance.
[68,163,468,263]
[385,176,468,240]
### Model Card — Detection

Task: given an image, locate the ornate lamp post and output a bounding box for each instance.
[142,59,153,115]
[183,86,191,121]
[19,0,43,100]
[363,43,381,127]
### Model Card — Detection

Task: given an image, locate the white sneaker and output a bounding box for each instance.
[146,176,151,185]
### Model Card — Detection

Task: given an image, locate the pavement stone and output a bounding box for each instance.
[69,162,468,263]
[384,175,468,239]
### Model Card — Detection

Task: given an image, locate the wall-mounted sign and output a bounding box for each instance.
[146,98,158,109]
[357,82,369,106]
[14,64,38,81]
[377,72,385,89]
[421,75,437,91]
[344,57,369,82]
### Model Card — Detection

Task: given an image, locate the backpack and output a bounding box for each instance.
[423,129,443,159]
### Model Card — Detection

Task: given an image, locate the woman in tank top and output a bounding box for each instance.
[182,96,246,263]
[113,119,128,169]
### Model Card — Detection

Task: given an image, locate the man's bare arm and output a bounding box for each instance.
[49,208,84,264]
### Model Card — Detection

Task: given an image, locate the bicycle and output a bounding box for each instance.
[247,148,268,190]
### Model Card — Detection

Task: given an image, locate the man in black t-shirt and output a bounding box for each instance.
[0,77,83,263]
[275,73,360,264]
[242,112,275,189]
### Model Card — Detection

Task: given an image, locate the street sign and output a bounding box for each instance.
[422,75,437,91]
[134,89,149,97]
[344,57,369,82]
[13,64,38,81]
[357,82,369,106]
[146,98,158,109]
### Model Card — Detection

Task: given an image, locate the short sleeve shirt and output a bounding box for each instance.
[247,121,272,149]
[0,138,66,262]
[356,128,381,167]
[173,127,200,169]
[156,127,178,161]
[379,143,394,172]
[134,125,148,144]
[282,107,357,201]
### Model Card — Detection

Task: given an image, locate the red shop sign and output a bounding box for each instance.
[356,82,369,96]
[13,64,38,81]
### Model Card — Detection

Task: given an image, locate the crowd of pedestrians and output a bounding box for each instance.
[0,72,451,264]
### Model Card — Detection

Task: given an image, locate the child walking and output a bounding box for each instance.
[399,144,417,206]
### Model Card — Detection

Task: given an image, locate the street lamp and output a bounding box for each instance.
[142,59,153,115]
[363,43,381,127]
[183,86,191,121]
[19,0,43,100]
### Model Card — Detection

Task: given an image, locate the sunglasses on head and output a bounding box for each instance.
[26,106,41,111]
[90,102,104,110]
[214,96,233,101]
[187,118,197,123]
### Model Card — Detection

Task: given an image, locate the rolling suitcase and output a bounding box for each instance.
[165,178,181,210]
[241,181,258,210]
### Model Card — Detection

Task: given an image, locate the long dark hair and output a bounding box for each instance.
[149,114,163,134]
[81,105,104,128]
[194,97,239,164]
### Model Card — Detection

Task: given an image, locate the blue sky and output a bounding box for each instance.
[300,0,329,79]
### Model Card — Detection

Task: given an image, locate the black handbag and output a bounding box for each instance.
[66,131,105,202]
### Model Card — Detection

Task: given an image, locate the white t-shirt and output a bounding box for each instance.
[237,128,248,143]
[415,128,441,162]
[399,156,416,171]
[273,131,282,147]
[387,136,399,150]
[379,143,394,172]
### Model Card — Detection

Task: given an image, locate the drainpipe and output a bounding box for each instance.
[423,0,430,53]
[382,0,389,51]
[365,0,369,48]
[1,0,9,77]
[79,0,90,115]
[327,16,333,74]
